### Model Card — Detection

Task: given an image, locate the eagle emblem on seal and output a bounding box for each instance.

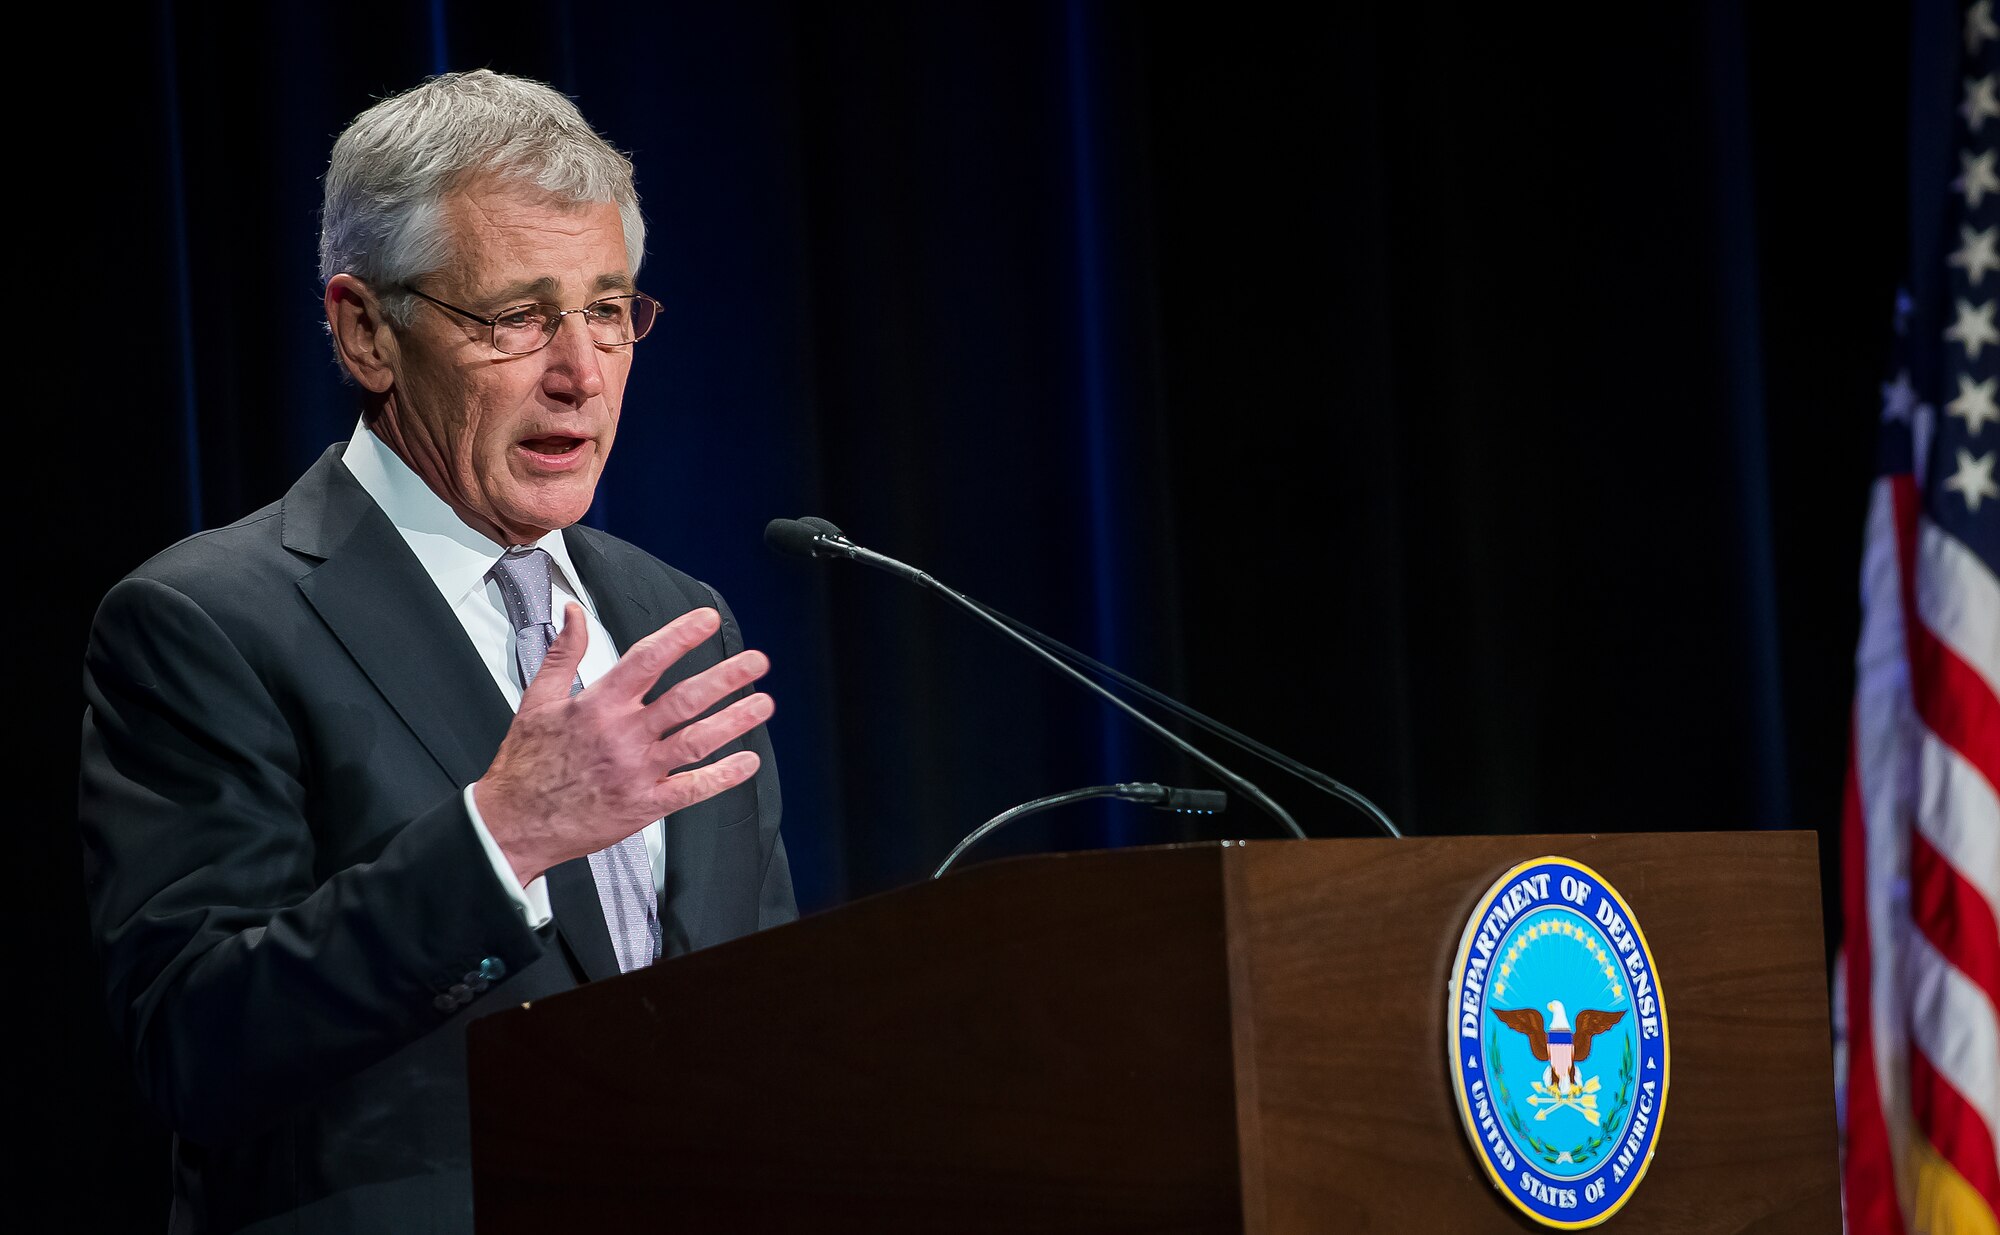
[1493,1000,1628,1095]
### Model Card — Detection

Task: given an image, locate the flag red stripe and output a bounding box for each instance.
[1912,623,2000,793]
[1911,1045,2000,1217]
[1893,478,2000,794]
[1912,829,2000,1018]
[1843,716,1909,1235]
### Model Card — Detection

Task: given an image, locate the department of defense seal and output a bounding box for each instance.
[1447,856,1670,1228]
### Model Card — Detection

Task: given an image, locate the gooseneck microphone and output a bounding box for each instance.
[785,517,1401,839]
[765,516,1309,842]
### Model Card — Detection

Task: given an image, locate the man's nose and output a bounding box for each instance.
[539,311,606,404]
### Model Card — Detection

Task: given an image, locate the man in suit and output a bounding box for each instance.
[78,70,796,1232]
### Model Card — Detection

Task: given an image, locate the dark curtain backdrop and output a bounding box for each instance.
[34,1,1904,1225]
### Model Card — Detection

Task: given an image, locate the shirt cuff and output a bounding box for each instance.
[464,783,554,930]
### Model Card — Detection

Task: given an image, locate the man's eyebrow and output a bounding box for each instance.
[478,273,635,305]
[480,277,560,307]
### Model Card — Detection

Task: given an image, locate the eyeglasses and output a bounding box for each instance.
[400,284,660,355]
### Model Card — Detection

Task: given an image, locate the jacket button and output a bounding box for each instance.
[433,993,457,1013]
[478,956,507,981]
[449,983,473,1004]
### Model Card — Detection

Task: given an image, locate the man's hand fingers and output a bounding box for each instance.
[592,608,723,701]
[650,749,762,817]
[639,649,771,732]
[521,602,590,710]
[647,691,776,778]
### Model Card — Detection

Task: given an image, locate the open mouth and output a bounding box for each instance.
[518,435,587,459]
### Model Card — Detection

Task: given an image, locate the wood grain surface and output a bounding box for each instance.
[471,844,1243,1232]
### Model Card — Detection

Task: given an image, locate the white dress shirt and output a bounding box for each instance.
[342,422,666,931]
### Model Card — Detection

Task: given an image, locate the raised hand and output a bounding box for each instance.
[474,604,774,885]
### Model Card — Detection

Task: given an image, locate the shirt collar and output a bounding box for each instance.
[341,420,592,608]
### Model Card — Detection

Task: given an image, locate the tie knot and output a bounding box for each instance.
[490,547,555,631]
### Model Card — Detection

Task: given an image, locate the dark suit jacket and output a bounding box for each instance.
[79,445,796,1233]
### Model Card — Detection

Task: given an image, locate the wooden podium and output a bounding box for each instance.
[467,832,1838,1232]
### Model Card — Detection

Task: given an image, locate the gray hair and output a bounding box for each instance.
[319,69,645,325]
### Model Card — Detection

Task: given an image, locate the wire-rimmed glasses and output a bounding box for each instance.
[401,285,660,355]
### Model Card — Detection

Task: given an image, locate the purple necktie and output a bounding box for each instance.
[490,547,661,973]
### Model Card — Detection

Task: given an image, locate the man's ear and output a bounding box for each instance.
[326,274,399,394]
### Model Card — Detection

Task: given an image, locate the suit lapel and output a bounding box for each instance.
[563,527,657,661]
[287,448,513,789]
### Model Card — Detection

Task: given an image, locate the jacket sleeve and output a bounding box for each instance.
[78,575,546,1146]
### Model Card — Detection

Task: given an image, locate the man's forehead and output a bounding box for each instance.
[437,184,632,302]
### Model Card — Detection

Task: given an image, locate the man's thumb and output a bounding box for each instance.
[522,603,589,705]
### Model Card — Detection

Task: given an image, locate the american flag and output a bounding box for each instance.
[1840,2,2000,1230]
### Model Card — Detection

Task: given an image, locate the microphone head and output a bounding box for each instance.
[798,516,845,539]
[763,517,824,559]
